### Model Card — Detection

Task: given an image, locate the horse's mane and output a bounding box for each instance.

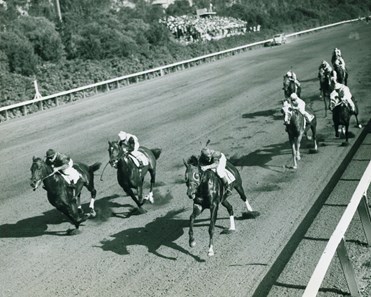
[187,155,199,166]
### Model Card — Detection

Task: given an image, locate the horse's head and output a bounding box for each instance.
[108,141,123,168]
[183,155,201,200]
[30,156,51,190]
[281,100,294,125]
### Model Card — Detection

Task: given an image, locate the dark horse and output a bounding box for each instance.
[330,96,361,144]
[333,64,348,85]
[318,69,333,117]
[184,155,259,256]
[108,141,161,212]
[30,157,102,232]
[283,76,301,99]
[281,101,318,169]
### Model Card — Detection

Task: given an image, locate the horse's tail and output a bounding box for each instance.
[89,162,102,173]
[151,148,162,160]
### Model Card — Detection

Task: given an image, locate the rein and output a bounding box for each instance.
[99,161,110,181]
[32,170,57,191]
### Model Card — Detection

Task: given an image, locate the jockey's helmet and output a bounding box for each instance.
[290,93,299,101]
[46,149,56,159]
[118,131,127,141]
[201,147,212,158]
[321,60,326,66]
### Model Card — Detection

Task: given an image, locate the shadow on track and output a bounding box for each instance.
[0,208,69,237]
[97,208,250,262]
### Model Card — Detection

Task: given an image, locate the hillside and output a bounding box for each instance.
[0,0,370,107]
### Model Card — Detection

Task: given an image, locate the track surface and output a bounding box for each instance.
[0,22,370,297]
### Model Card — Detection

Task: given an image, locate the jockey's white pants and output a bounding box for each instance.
[216,154,227,179]
[61,160,80,184]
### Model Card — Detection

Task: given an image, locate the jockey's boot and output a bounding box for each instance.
[304,112,314,123]
[69,181,76,199]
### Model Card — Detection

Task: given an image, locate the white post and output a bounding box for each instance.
[33,80,42,100]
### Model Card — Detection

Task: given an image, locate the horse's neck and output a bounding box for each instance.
[43,171,65,192]
[119,156,136,175]
[290,110,304,127]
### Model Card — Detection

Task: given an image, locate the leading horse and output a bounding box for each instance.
[184,155,259,257]
[108,141,161,212]
[30,157,101,232]
[281,101,318,169]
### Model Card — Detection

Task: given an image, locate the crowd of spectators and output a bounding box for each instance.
[160,15,250,44]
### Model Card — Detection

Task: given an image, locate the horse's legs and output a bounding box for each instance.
[311,124,318,151]
[297,135,303,161]
[234,185,254,212]
[86,174,98,216]
[290,139,298,169]
[189,204,202,248]
[144,168,156,203]
[208,203,219,257]
[221,200,235,231]
[123,186,144,208]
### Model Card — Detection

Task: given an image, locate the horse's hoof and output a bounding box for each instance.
[222,229,235,234]
[208,251,215,257]
[67,228,81,235]
[144,193,154,204]
[189,240,196,248]
[137,207,147,215]
[89,208,97,218]
[243,211,261,219]
[357,124,362,128]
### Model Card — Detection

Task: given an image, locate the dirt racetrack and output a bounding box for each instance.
[0,22,370,297]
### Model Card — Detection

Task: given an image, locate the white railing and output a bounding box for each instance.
[303,160,371,297]
[0,17,363,121]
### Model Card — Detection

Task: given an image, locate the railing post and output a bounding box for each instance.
[160,69,164,76]
[336,238,361,297]
[22,105,27,116]
[55,97,59,106]
[38,101,43,111]
[358,193,371,246]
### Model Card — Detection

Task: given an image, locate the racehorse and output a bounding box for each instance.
[330,95,361,144]
[108,141,161,212]
[318,69,333,117]
[184,155,259,257]
[30,157,102,232]
[283,76,301,99]
[333,64,348,85]
[281,101,318,169]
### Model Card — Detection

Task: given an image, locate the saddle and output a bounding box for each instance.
[127,152,149,167]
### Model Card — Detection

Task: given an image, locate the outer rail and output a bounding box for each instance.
[303,161,371,297]
[0,17,363,121]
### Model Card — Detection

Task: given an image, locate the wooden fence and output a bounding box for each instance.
[303,161,371,297]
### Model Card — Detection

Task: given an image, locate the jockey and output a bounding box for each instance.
[284,69,301,87]
[45,149,80,188]
[199,147,232,194]
[289,93,315,123]
[318,60,334,90]
[319,60,333,76]
[330,80,356,113]
[118,131,143,167]
[331,48,346,70]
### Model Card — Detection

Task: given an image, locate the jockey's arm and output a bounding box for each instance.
[53,155,70,172]
[202,161,219,171]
